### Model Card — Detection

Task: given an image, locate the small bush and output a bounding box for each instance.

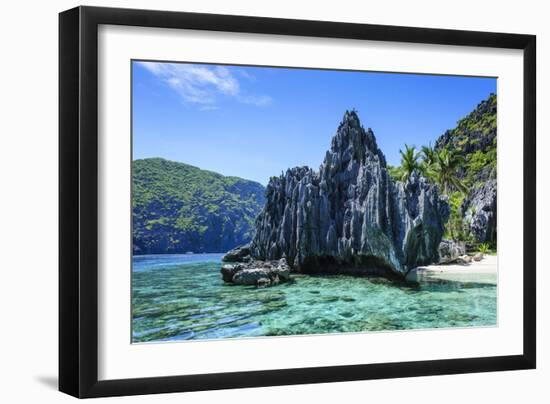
[478,243,491,254]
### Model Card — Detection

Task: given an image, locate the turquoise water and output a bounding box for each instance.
[132,254,497,342]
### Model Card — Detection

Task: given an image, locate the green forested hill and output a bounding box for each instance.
[132,158,265,254]
[435,93,497,187]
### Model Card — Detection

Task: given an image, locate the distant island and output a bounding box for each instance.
[132,158,265,254]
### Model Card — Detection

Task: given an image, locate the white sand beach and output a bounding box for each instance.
[406,255,497,283]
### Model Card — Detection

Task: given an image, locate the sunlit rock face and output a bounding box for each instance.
[460,179,497,243]
[250,111,449,278]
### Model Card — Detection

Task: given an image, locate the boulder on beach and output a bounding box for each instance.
[460,255,473,264]
[438,239,466,264]
[473,252,484,262]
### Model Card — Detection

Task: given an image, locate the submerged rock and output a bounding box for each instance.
[221,258,291,287]
[245,110,449,279]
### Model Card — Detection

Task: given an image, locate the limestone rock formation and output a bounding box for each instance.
[460,179,497,243]
[434,94,497,244]
[247,111,449,278]
[438,239,466,264]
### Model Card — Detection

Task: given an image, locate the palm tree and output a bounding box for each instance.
[421,143,437,167]
[434,147,467,194]
[387,164,405,182]
[420,143,437,180]
[398,144,421,182]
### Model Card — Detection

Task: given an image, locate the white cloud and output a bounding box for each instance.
[238,94,272,107]
[236,69,257,81]
[138,62,271,108]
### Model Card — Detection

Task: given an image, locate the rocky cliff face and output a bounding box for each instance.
[434,94,497,244]
[249,111,449,278]
[460,179,497,243]
[435,95,497,176]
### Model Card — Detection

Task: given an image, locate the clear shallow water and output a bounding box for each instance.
[132,254,497,342]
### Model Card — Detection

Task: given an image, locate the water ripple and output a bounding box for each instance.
[132,255,497,342]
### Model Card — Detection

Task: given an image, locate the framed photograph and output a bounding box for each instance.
[59,6,536,398]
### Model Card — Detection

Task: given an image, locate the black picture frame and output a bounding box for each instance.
[59,5,536,398]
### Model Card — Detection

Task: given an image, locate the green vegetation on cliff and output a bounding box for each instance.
[133,158,265,254]
[389,93,497,244]
[434,93,497,188]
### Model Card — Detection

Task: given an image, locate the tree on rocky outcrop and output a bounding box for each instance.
[397,144,422,182]
[433,147,467,194]
[421,143,437,168]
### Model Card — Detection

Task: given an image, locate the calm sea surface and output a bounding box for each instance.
[132,254,497,342]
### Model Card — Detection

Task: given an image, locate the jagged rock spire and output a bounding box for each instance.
[250,111,449,278]
[329,110,386,167]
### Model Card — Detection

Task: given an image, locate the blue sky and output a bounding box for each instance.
[132,61,496,185]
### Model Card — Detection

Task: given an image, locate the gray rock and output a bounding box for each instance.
[275,258,291,281]
[220,257,292,287]
[460,255,473,264]
[438,239,466,264]
[222,244,251,262]
[249,111,449,278]
[473,252,484,262]
[232,268,272,286]
[257,277,272,288]
[221,263,241,282]
[460,180,497,244]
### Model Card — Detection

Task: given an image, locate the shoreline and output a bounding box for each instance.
[406,255,497,283]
